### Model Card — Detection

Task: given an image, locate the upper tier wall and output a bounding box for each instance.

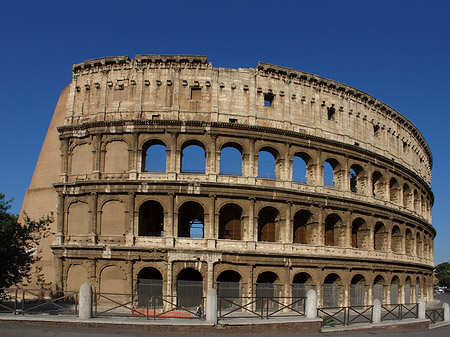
[68,55,432,184]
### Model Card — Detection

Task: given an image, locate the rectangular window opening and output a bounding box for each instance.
[264,93,274,107]
[190,87,202,100]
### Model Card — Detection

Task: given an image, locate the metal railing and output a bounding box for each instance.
[94,292,205,319]
[0,288,78,315]
[426,308,444,324]
[144,296,205,320]
[381,303,418,321]
[94,292,138,317]
[218,296,305,320]
[318,305,373,326]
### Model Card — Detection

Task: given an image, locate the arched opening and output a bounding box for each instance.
[217,270,241,310]
[349,164,365,193]
[323,158,340,187]
[257,206,280,242]
[352,218,368,249]
[256,272,279,310]
[391,226,402,254]
[323,274,342,308]
[373,275,386,304]
[372,171,384,198]
[350,274,367,306]
[177,268,203,309]
[292,273,313,298]
[181,142,205,173]
[404,277,412,304]
[138,201,164,236]
[374,222,387,251]
[390,276,400,304]
[142,141,167,173]
[405,229,413,255]
[293,210,313,244]
[137,267,163,307]
[389,178,400,204]
[403,184,412,208]
[178,202,204,238]
[220,144,242,176]
[258,147,278,180]
[292,272,312,310]
[292,152,311,184]
[219,204,242,240]
[325,214,342,247]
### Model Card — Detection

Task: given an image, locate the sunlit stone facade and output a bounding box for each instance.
[21,55,435,307]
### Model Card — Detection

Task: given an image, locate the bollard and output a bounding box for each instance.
[443,303,449,322]
[372,299,381,323]
[206,288,218,324]
[306,289,317,319]
[79,283,92,320]
[418,298,426,320]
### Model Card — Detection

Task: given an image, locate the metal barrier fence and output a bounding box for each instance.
[218,296,305,320]
[426,308,444,324]
[0,288,78,315]
[93,292,205,319]
[381,303,418,321]
[318,305,373,326]
[145,296,205,320]
[381,303,419,321]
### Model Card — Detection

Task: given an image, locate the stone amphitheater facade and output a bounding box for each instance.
[21,55,435,307]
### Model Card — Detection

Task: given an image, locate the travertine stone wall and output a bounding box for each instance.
[21,55,435,307]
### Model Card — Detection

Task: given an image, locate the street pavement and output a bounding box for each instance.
[0,322,449,337]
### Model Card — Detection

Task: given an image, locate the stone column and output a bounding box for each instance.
[130,132,139,178]
[245,138,255,181]
[208,134,217,181]
[167,261,173,297]
[56,257,63,291]
[285,201,292,243]
[418,298,426,319]
[206,288,218,324]
[56,194,65,244]
[344,211,352,248]
[126,192,135,245]
[89,193,97,243]
[207,195,216,239]
[168,131,178,178]
[165,193,174,238]
[373,299,381,323]
[306,289,317,319]
[248,198,256,242]
[443,303,450,322]
[93,135,101,180]
[207,262,214,291]
[79,283,92,320]
[387,223,392,253]
[317,207,324,246]
[60,138,69,182]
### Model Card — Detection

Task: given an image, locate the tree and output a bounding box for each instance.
[435,262,450,288]
[0,193,53,289]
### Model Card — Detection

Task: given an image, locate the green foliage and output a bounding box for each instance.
[0,193,53,289]
[435,262,450,287]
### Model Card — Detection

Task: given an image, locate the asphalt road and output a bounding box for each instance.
[0,322,449,337]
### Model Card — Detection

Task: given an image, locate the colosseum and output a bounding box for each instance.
[21,55,435,309]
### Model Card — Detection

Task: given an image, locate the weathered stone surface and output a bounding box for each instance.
[20,55,435,308]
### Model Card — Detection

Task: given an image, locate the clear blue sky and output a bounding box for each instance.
[0,1,448,264]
